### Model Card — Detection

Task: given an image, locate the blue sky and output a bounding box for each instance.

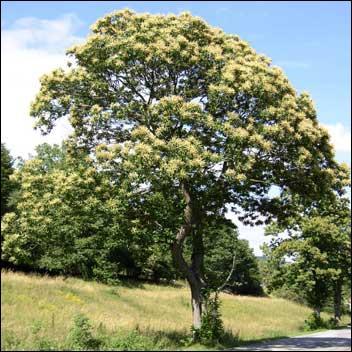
[1,1,351,254]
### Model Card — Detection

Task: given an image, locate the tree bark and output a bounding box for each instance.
[190,227,206,327]
[171,182,204,329]
[334,280,343,322]
[314,307,321,318]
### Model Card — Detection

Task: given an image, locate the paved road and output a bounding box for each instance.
[231,328,351,351]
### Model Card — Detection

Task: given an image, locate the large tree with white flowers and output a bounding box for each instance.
[30,9,349,329]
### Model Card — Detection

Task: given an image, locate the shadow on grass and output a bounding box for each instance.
[149,329,190,343]
[140,328,241,350]
[111,276,184,290]
[1,265,184,290]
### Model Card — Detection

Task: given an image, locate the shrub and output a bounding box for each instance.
[326,317,339,329]
[67,314,101,350]
[303,312,326,331]
[108,329,159,350]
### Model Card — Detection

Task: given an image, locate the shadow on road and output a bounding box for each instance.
[232,336,351,351]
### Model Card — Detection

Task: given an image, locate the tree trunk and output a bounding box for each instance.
[191,282,203,328]
[334,280,343,322]
[171,182,204,329]
[314,307,321,318]
[190,227,205,328]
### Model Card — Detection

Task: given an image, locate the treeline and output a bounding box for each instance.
[1,143,263,295]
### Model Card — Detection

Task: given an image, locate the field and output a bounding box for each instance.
[1,270,348,350]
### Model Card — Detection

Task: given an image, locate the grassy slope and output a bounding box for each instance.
[1,270,348,350]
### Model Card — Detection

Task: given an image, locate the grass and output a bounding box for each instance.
[1,270,350,350]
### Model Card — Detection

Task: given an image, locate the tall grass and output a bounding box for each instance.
[1,270,348,350]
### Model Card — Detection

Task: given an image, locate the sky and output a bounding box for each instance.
[1,1,351,255]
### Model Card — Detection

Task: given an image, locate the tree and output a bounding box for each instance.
[197,222,263,295]
[29,10,348,329]
[1,143,179,282]
[306,197,351,321]
[265,196,351,319]
[1,143,15,218]
[1,143,128,278]
[258,244,304,303]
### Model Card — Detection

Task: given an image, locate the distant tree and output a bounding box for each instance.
[258,244,302,305]
[1,143,129,278]
[1,143,15,217]
[308,197,351,321]
[29,9,348,329]
[1,143,178,282]
[265,195,351,319]
[198,222,263,295]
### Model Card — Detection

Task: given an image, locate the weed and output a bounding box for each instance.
[67,314,101,350]
[1,330,21,350]
[108,329,158,350]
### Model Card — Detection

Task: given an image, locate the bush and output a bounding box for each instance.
[303,312,326,331]
[326,317,339,329]
[108,329,161,350]
[67,314,101,350]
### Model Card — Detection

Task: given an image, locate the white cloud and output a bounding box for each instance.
[1,14,84,159]
[322,123,351,153]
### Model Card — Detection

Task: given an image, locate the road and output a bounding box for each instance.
[231,328,351,351]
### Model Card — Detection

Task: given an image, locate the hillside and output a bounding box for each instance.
[1,270,346,350]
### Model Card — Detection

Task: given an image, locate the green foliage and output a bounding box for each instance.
[29,319,59,350]
[30,10,348,232]
[2,330,21,350]
[201,223,263,295]
[67,314,101,350]
[68,317,171,351]
[1,143,154,281]
[264,195,351,318]
[192,292,224,345]
[1,143,16,217]
[270,285,307,305]
[1,143,262,293]
[108,329,163,350]
[303,312,326,331]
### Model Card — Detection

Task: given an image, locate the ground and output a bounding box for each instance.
[231,327,351,351]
